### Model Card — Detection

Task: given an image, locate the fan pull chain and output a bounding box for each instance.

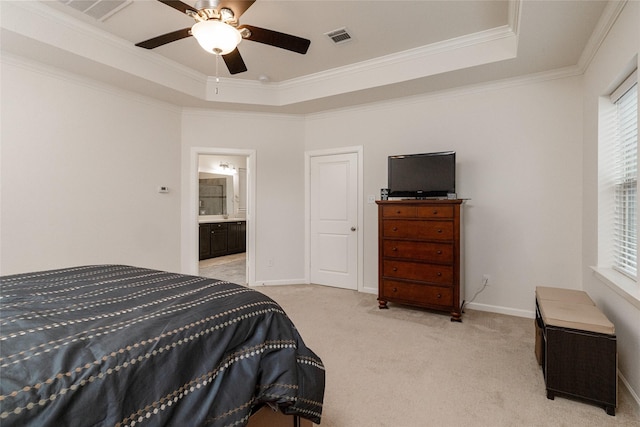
[215,54,220,95]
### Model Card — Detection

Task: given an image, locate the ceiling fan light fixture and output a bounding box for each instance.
[191,20,241,55]
[219,7,235,23]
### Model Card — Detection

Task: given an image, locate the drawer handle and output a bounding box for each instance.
[392,227,398,231]
[433,210,438,215]
[392,267,398,272]
[437,294,442,299]
[437,272,442,276]
[436,250,442,254]
[392,287,398,292]
[437,229,443,233]
[396,210,401,214]
[392,247,398,252]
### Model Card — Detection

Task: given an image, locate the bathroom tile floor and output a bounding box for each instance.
[198,253,246,285]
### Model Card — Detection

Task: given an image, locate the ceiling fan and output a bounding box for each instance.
[135,0,311,75]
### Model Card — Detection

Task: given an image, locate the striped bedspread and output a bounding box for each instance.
[0,265,324,426]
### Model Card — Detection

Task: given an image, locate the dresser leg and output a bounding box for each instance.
[450,310,462,322]
[378,300,388,309]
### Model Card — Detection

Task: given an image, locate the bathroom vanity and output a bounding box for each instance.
[199,219,246,260]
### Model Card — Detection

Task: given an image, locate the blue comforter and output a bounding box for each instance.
[0,265,324,426]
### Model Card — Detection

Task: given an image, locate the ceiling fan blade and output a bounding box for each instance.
[157,0,198,15]
[218,1,256,19]
[136,28,192,49]
[223,48,248,74]
[239,25,310,54]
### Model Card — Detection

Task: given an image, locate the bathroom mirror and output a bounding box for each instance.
[198,155,247,219]
[199,175,229,216]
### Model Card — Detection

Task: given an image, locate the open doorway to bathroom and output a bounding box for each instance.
[197,154,249,285]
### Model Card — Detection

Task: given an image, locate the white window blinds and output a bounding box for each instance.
[612,70,638,278]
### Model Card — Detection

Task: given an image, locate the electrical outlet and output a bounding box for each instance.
[482,274,490,286]
[367,195,376,204]
[267,259,274,267]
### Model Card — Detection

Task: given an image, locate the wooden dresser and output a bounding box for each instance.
[376,199,463,321]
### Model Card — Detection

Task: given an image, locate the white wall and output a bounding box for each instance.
[305,77,584,315]
[0,55,182,275]
[181,110,306,284]
[582,0,639,403]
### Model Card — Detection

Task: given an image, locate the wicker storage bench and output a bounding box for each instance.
[535,286,617,416]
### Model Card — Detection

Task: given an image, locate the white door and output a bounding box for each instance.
[309,153,358,290]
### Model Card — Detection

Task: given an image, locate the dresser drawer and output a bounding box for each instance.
[383,260,453,284]
[417,205,453,219]
[382,205,417,218]
[381,279,453,307]
[383,220,453,240]
[383,240,453,263]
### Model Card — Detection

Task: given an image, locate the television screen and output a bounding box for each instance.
[388,151,455,198]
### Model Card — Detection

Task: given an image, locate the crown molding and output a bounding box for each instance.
[285,24,517,86]
[576,0,628,73]
[508,0,523,37]
[276,24,517,105]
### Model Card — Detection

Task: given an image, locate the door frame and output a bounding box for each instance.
[186,147,256,285]
[305,146,364,292]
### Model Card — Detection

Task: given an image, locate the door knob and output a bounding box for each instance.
[351,226,356,231]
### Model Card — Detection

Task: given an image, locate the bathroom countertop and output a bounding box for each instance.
[198,217,246,224]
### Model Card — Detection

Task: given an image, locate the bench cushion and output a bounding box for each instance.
[538,299,615,335]
[536,286,595,305]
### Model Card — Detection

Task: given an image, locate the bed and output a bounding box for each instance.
[0,265,324,426]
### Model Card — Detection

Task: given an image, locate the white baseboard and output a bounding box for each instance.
[619,369,640,410]
[249,278,307,287]
[464,301,535,319]
[251,282,381,294]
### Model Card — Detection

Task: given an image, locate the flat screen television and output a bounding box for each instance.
[388,151,456,198]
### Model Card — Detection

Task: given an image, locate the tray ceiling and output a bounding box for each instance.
[0,1,612,113]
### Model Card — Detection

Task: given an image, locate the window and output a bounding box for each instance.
[611,70,638,278]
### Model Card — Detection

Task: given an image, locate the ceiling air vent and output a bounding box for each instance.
[58,0,133,22]
[325,27,353,45]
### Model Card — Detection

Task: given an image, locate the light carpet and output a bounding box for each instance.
[255,284,640,427]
